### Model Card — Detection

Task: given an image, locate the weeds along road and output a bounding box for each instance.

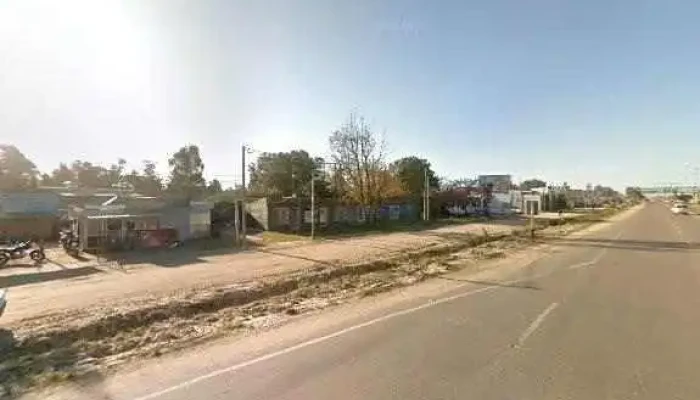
[28,202,700,400]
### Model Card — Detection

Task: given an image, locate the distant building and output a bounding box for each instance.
[478,175,512,193]
[521,192,542,215]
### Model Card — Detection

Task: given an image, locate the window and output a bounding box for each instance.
[107,220,122,231]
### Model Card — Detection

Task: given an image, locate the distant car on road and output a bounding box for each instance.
[671,203,689,215]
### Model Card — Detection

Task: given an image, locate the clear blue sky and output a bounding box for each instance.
[2,0,700,190]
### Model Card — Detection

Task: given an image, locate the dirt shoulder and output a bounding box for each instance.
[0,206,641,397]
[0,219,522,324]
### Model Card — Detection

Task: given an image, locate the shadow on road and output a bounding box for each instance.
[438,276,541,290]
[0,266,103,288]
[548,237,699,252]
[96,242,246,268]
[0,262,43,270]
[67,253,92,262]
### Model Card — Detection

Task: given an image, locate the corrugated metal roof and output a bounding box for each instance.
[86,213,161,220]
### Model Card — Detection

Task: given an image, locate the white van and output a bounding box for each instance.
[671,203,689,215]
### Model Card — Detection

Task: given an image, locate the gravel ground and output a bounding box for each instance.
[0,213,611,398]
[1,220,523,324]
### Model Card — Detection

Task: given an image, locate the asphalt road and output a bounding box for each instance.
[32,202,700,400]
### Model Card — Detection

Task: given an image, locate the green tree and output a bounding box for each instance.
[520,178,547,190]
[167,145,206,199]
[39,173,54,186]
[441,177,476,190]
[390,156,439,196]
[124,160,163,195]
[139,160,163,195]
[48,163,76,186]
[625,187,645,201]
[105,158,127,188]
[248,150,329,197]
[207,178,223,194]
[0,145,38,189]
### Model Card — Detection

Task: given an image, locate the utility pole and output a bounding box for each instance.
[693,167,698,189]
[240,145,247,247]
[422,180,426,221]
[530,204,535,239]
[423,168,429,221]
[310,172,315,240]
[310,161,336,237]
[426,169,430,220]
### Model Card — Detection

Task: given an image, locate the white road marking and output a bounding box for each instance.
[132,284,499,400]
[132,268,568,400]
[569,230,622,270]
[569,246,608,270]
[568,260,596,270]
[594,249,608,262]
[516,302,559,347]
[132,236,618,400]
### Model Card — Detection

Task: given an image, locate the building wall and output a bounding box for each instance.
[0,216,56,240]
[0,192,60,215]
[522,194,541,215]
[189,210,211,238]
[247,198,270,230]
[437,188,517,216]
[0,191,61,239]
[159,205,212,240]
[489,193,515,215]
[478,175,512,193]
[266,201,418,231]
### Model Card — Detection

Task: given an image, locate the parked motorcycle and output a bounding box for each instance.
[0,241,45,267]
[59,230,81,256]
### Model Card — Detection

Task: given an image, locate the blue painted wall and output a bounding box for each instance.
[0,192,60,215]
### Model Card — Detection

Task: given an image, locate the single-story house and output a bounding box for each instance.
[68,195,212,251]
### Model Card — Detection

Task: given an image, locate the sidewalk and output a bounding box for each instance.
[1,220,523,323]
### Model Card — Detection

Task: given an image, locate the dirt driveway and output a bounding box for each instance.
[0,220,524,323]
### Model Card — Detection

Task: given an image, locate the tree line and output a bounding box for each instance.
[0,115,440,207]
[248,113,440,207]
[1,112,622,207]
[0,143,219,199]
[0,114,440,206]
